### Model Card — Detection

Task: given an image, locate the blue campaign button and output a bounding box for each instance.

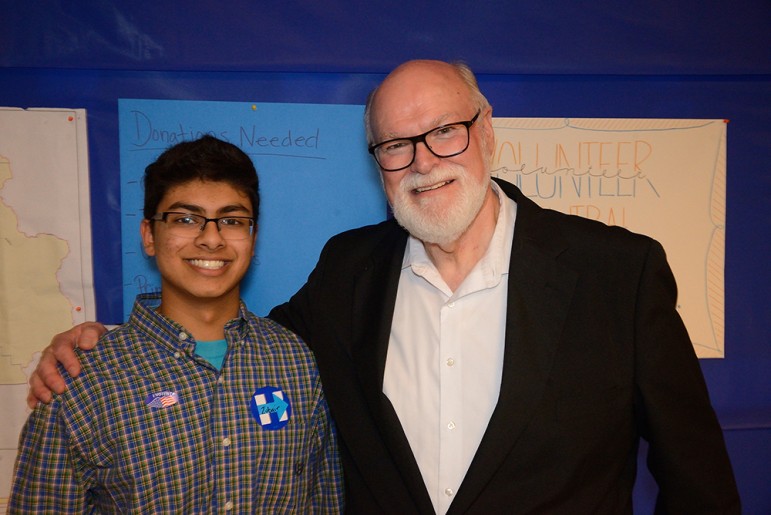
[250,386,291,430]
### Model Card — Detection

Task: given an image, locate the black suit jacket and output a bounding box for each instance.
[269,179,739,514]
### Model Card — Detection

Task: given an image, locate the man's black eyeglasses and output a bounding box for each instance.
[368,110,481,172]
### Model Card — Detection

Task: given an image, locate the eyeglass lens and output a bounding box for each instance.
[156,212,254,239]
[374,121,471,171]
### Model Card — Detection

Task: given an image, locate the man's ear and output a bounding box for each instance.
[140,219,156,257]
[480,106,495,151]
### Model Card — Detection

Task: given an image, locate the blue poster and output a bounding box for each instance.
[119,99,385,320]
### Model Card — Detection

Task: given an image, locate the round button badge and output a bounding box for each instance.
[250,386,291,430]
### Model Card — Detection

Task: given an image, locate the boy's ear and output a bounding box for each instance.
[250,223,259,257]
[140,219,156,257]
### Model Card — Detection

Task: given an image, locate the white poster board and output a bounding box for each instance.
[492,118,726,358]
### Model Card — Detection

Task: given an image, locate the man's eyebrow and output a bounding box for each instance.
[380,114,454,141]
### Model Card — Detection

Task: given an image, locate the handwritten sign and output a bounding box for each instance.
[492,118,727,357]
[118,99,386,319]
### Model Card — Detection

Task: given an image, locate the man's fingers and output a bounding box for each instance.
[28,321,108,405]
[27,372,51,408]
[49,324,100,377]
[38,346,70,392]
[27,349,62,406]
[76,322,107,350]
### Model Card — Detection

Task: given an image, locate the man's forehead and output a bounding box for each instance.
[373,90,475,138]
[372,67,472,138]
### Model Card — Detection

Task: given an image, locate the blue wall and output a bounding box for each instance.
[2,1,769,511]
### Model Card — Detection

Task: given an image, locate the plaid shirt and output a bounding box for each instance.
[11,293,344,513]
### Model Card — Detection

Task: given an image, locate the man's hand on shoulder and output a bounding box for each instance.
[27,322,108,408]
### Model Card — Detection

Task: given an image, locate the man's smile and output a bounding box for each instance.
[413,179,454,194]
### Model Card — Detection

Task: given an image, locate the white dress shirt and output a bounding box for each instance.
[383,182,517,514]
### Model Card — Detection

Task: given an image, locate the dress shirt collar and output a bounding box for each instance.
[129,292,250,356]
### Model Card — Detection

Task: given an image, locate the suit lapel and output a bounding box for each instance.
[350,224,436,513]
[449,181,579,513]
[344,182,579,514]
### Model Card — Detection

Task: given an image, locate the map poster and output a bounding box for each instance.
[0,107,95,508]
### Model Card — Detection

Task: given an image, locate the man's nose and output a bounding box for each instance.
[411,141,440,174]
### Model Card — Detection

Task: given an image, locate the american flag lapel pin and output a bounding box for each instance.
[145,391,180,408]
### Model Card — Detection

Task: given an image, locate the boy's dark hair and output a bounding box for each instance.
[143,135,260,222]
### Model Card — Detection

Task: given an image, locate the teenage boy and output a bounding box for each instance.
[10,135,343,513]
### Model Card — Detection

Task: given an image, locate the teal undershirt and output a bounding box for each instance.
[195,339,228,371]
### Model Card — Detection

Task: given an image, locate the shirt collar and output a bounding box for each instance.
[130,293,249,354]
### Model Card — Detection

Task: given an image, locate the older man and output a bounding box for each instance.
[32,60,739,514]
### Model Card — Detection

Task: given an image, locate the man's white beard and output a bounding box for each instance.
[389,162,489,247]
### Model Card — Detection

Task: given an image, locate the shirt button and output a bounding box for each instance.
[447,421,456,430]
[224,500,234,511]
[218,376,225,385]
[179,332,189,341]
[174,351,181,359]
[445,488,454,497]
[222,437,232,447]
[446,358,455,367]
[448,301,456,308]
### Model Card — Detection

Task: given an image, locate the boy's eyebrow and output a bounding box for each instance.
[164,202,204,213]
[164,202,252,215]
[218,204,252,215]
